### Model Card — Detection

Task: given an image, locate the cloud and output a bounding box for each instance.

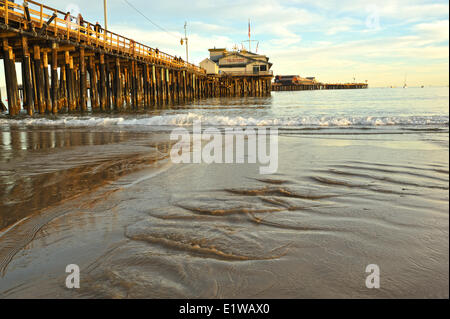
[109,25,234,64]
[310,0,449,22]
[413,20,449,43]
[325,17,362,35]
[190,21,233,33]
[265,29,448,87]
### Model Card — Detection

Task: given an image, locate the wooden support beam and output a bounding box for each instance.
[167,69,172,105]
[124,66,130,108]
[33,45,45,113]
[139,66,144,106]
[79,48,87,111]
[183,71,187,102]
[37,12,57,36]
[105,56,112,110]
[130,61,135,108]
[136,64,141,108]
[59,63,67,110]
[70,57,77,111]
[3,39,19,115]
[88,56,99,110]
[175,71,180,104]
[57,46,76,52]
[146,64,152,107]
[74,63,80,109]
[21,37,34,116]
[135,62,140,107]
[152,65,157,107]
[132,61,138,108]
[42,51,51,112]
[51,42,58,114]
[160,67,165,104]
[64,51,75,111]
[0,32,19,38]
[99,54,106,111]
[142,63,148,108]
[192,73,196,100]
[13,51,20,115]
[114,57,122,110]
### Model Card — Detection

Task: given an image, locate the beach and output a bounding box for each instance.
[0,87,448,298]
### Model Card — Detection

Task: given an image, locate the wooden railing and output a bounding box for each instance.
[0,0,205,74]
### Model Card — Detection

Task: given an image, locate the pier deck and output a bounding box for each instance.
[272,82,368,91]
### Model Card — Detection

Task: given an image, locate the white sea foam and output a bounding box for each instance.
[0,113,448,129]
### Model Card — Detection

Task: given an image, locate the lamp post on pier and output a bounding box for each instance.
[103,0,108,30]
[180,21,188,63]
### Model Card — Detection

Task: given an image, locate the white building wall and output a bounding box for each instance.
[200,59,219,74]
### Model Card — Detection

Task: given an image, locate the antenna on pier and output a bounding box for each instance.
[241,19,259,52]
[248,19,251,52]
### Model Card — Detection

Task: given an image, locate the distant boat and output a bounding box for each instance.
[403,73,407,88]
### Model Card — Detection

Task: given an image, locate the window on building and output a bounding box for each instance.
[259,65,267,71]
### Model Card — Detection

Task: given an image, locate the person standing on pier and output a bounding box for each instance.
[77,14,85,33]
[95,22,103,37]
[64,11,71,29]
[130,39,135,55]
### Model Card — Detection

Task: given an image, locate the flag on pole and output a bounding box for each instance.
[248,19,251,39]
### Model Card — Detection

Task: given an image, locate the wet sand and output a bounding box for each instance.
[0,126,448,298]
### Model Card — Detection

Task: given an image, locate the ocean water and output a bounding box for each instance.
[0,87,448,298]
[1,87,448,129]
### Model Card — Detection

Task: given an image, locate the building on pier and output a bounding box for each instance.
[204,48,273,76]
[272,75,368,91]
[274,75,317,85]
[199,48,274,97]
[199,58,219,75]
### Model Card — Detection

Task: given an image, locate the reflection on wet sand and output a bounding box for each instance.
[0,128,173,230]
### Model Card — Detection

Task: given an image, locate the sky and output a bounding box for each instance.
[5,0,450,87]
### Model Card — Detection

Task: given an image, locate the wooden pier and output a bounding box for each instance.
[272,82,368,91]
[0,0,272,116]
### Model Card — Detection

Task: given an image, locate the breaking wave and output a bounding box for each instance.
[0,113,448,129]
